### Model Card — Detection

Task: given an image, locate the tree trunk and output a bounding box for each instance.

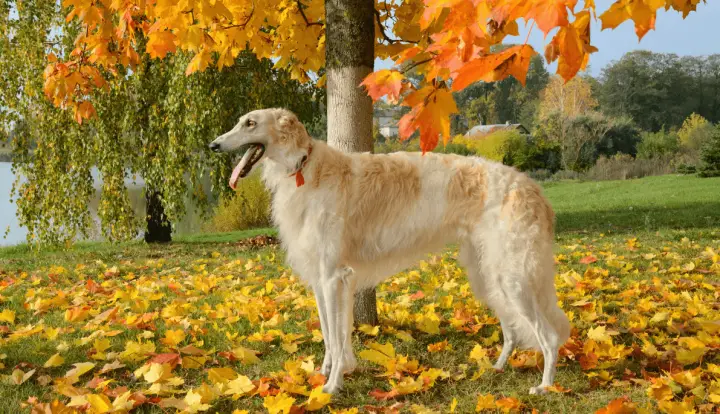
[144,189,172,243]
[325,0,378,326]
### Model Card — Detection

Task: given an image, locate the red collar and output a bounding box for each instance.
[289,144,312,187]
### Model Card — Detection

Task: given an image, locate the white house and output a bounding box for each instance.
[375,109,399,139]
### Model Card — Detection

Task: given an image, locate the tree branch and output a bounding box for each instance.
[401,57,433,74]
[296,0,322,27]
[374,9,419,44]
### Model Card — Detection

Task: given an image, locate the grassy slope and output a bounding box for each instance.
[0,175,719,413]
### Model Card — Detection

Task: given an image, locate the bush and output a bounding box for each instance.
[208,170,271,232]
[583,154,674,181]
[596,117,641,158]
[526,169,554,181]
[452,130,522,161]
[698,126,720,177]
[502,135,562,172]
[637,130,680,159]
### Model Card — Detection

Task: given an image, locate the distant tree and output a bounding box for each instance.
[698,126,720,177]
[678,113,715,152]
[538,75,598,119]
[598,51,720,131]
[636,130,681,159]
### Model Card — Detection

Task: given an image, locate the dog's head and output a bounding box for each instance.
[209,108,311,189]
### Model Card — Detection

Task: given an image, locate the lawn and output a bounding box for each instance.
[1,174,719,413]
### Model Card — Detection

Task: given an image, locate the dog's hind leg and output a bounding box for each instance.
[497,248,562,395]
[460,241,516,371]
[322,266,356,394]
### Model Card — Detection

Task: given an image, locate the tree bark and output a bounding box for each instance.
[144,189,172,243]
[325,0,378,326]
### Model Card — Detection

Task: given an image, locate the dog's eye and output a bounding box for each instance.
[246,119,256,127]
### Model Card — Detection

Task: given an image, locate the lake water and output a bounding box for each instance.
[0,162,210,246]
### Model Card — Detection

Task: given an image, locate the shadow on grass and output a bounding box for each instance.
[555,202,720,233]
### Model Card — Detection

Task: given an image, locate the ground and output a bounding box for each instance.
[0,175,719,413]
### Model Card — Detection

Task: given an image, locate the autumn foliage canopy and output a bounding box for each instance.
[46,0,706,152]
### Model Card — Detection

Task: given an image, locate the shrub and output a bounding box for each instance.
[583,154,674,181]
[596,116,641,158]
[452,130,522,161]
[526,169,554,181]
[698,126,720,177]
[208,170,271,232]
[637,130,680,159]
[502,135,562,172]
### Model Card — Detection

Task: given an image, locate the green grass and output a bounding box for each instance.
[543,174,720,232]
[1,174,719,413]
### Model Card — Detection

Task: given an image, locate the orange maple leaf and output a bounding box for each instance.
[526,0,571,36]
[361,70,406,103]
[595,396,637,414]
[146,31,177,59]
[452,44,535,90]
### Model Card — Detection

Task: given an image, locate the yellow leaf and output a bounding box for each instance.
[263,392,295,414]
[185,48,211,76]
[144,363,173,383]
[225,375,255,399]
[65,362,95,383]
[305,386,331,411]
[87,394,113,413]
[161,329,186,347]
[184,389,211,412]
[207,367,237,384]
[44,353,65,368]
[587,325,611,342]
[0,309,16,324]
[11,368,35,385]
[231,346,261,364]
[476,393,496,411]
[358,324,380,336]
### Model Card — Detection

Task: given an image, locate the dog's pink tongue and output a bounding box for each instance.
[229,147,256,190]
[229,162,244,190]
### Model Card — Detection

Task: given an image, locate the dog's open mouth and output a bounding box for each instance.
[229,144,265,190]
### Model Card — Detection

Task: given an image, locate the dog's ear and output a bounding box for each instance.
[277,112,300,130]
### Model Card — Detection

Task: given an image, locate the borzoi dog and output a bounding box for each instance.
[209,108,570,395]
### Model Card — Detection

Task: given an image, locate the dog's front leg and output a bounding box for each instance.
[321,266,355,394]
[313,283,333,377]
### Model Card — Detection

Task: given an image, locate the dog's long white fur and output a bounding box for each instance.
[211,108,571,395]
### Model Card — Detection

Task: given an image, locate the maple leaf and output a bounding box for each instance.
[452,45,536,90]
[44,353,65,368]
[161,329,186,347]
[476,393,496,411]
[186,48,212,76]
[87,394,113,413]
[0,309,16,324]
[207,367,238,384]
[264,392,296,414]
[495,397,522,412]
[526,0,570,36]
[595,396,637,414]
[398,85,458,151]
[361,70,406,104]
[305,386,332,411]
[11,368,35,385]
[225,375,256,399]
[146,31,177,59]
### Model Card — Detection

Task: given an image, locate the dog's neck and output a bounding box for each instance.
[289,144,313,187]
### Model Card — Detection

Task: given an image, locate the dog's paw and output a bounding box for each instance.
[493,367,505,373]
[529,385,549,395]
[322,382,342,394]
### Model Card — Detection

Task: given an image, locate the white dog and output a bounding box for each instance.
[209,108,570,395]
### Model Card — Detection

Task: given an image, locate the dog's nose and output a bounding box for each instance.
[209,142,221,152]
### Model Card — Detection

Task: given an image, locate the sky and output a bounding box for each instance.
[375,0,720,77]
